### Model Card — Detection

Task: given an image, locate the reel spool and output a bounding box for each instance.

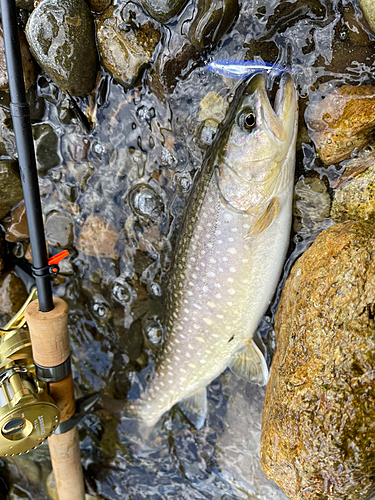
[0,289,60,456]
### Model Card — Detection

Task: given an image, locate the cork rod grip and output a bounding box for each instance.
[24,297,70,367]
[25,297,85,500]
[48,427,86,500]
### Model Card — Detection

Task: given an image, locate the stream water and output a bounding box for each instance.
[2,0,375,498]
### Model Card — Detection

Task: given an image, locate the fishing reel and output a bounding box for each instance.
[0,289,60,457]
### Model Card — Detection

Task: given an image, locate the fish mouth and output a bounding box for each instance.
[241,72,296,142]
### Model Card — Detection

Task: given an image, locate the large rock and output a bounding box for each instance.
[305,84,375,165]
[25,0,98,96]
[331,147,375,223]
[261,221,375,500]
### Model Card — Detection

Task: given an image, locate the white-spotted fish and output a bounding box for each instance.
[130,73,298,428]
[206,59,299,79]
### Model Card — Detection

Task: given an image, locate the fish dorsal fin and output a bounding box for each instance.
[228,339,269,386]
[246,198,278,238]
[179,388,207,430]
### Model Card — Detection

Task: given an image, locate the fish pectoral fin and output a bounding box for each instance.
[228,339,269,386]
[179,388,207,430]
[246,198,279,238]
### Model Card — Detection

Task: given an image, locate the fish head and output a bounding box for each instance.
[216,72,298,212]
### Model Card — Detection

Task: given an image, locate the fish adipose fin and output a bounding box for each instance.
[179,388,207,430]
[246,198,279,238]
[229,339,269,386]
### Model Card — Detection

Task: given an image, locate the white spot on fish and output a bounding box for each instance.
[216,314,224,319]
[207,301,216,308]
[196,337,205,343]
[229,267,236,273]
[228,237,234,242]
[215,293,222,299]
[227,277,234,283]
[228,248,237,254]
[207,271,216,278]
[203,317,213,325]
[242,258,249,264]
[227,301,233,306]
[209,258,216,264]
[187,290,193,296]
[228,288,236,295]
[231,228,238,232]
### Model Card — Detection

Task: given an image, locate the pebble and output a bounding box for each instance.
[96,3,161,89]
[0,24,35,90]
[0,269,28,314]
[0,161,24,220]
[76,214,119,259]
[3,202,29,242]
[140,0,188,23]
[45,210,74,248]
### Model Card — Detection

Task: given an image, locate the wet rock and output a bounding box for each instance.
[96,3,161,89]
[261,221,375,500]
[331,147,375,223]
[16,0,34,9]
[45,210,74,248]
[0,161,23,220]
[3,202,29,242]
[0,25,35,91]
[293,177,331,222]
[33,124,60,173]
[188,0,239,49]
[88,0,111,13]
[344,5,372,46]
[359,0,375,33]
[25,0,98,96]
[217,374,290,500]
[76,214,119,259]
[140,0,188,23]
[0,231,5,273]
[0,269,28,314]
[0,108,16,159]
[128,183,164,222]
[305,84,375,165]
[198,91,228,127]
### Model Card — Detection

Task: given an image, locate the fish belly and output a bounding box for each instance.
[136,174,293,426]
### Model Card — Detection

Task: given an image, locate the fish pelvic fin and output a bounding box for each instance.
[228,339,269,386]
[179,387,208,430]
[246,198,279,238]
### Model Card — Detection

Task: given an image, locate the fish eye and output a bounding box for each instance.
[238,110,256,131]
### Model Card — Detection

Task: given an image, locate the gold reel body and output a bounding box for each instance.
[0,289,60,456]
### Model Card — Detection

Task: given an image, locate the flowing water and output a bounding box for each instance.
[2,0,375,498]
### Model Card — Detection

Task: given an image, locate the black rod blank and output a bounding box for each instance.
[0,0,53,312]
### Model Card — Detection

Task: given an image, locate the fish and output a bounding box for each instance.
[130,72,298,428]
[206,59,299,80]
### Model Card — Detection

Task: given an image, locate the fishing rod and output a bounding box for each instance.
[0,1,90,498]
